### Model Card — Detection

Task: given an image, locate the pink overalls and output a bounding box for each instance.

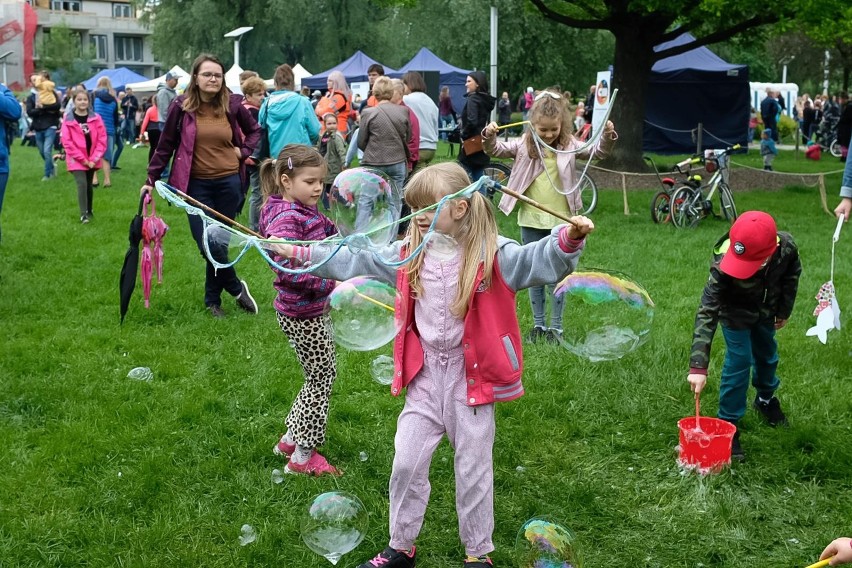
[388,242,496,558]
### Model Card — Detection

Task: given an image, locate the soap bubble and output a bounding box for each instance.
[371,354,394,385]
[127,367,153,382]
[301,491,369,565]
[239,524,256,546]
[271,469,284,484]
[359,451,369,462]
[329,167,398,247]
[327,277,402,351]
[514,518,580,568]
[553,270,654,362]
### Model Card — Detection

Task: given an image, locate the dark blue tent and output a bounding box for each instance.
[643,32,749,154]
[301,51,398,89]
[83,67,149,93]
[395,47,470,119]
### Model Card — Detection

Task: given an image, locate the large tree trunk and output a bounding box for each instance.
[598,27,660,172]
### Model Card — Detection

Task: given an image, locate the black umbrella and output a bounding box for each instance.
[119,193,148,324]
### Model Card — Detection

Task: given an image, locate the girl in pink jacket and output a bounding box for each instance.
[61,88,107,224]
[482,90,616,343]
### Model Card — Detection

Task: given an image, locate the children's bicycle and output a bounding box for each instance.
[482,160,598,215]
[647,155,703,224]
[670,145,740,228]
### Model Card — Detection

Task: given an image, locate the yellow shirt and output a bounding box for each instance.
[517,153,571,229]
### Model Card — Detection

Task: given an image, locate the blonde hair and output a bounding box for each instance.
[95,76,115,96]
[403,162,498,318]
[241,76,267,98]
[525,90,574,158]
[372,76,394,101]
[259,144,327,203]
[182,53,229,117]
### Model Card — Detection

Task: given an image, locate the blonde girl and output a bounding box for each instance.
[258,144,340,476]
[482,90,617,343]
[272,161,594,567]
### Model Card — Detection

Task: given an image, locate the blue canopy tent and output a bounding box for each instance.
[83,67,150,93]
[301,51,398,90]
[643,32,749,154]
[394,47,470,120]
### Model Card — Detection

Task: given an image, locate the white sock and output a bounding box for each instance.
[280,432,294,445]
[758,396,772,404]
[292,445,313,464]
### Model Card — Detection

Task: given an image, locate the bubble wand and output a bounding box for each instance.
[805,559,831,568]
[495,120,529,130]
[481,178,578,226]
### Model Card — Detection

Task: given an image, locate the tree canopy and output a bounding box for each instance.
[38,23,94,86]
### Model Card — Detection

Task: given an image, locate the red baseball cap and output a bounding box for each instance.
[720,211,778,279]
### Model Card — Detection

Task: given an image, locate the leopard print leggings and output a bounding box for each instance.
[277,313,337,448]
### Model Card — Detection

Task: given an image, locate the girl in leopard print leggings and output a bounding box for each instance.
[258,144,341,476]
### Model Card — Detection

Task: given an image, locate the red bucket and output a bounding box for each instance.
[677,417,736,474]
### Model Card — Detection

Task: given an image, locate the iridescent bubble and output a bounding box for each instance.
[301,491,369,565]
[327,277,402,351]
[371,354,394,385]
[239,524,256,546]
[329,167,398,247]
[514,518,580,568]
[553,270,654,362]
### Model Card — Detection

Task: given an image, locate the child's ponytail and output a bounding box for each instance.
[259,158,279,204]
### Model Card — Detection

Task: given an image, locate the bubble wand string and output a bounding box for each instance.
[155,184,259,238]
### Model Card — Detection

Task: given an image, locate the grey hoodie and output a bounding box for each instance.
[155,83,177,123]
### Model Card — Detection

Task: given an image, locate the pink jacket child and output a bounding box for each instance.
[483,130,615,215]
[61,112,107,171]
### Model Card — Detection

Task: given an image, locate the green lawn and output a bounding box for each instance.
[1,144,850,567]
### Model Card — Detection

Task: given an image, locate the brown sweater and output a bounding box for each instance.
[358,102,410,166]
[191,104,239,179]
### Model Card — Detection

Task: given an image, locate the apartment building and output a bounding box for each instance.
[31,0,159,77]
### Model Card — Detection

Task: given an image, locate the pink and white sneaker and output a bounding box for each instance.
[273,437,296,458]
[284,450,341,476]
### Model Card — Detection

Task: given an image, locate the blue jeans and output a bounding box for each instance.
[35,127,57,177]
[111,132,124,168]
[718,323,780,423]
[521,226,564,330]
[0,171,8,241]
[186,174,245,307]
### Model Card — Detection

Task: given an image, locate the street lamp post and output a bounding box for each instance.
[223,27,253,68]
[0,51,14,85]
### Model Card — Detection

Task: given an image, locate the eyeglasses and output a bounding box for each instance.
[197,72,223,80]
[534,90,561,101]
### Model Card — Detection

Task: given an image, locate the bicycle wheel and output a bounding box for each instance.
[650,191,672,224]
[483,161,512,185]
[671,187,700,228]
[719,183,737,222]
[576,173,597,215]
[830,138,842,158]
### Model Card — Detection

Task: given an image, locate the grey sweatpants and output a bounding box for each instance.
[388,345,495,558]
[71,169,94,216]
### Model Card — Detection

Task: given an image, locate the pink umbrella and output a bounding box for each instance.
[141,194,169,308]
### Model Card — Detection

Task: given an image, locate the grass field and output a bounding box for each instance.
[1,142,851,567]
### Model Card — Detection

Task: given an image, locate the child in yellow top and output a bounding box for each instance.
[33,73,57,106]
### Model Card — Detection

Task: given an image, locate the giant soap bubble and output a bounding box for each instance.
[327,276,402,351]
[554,270,654,362]
[329,167,398,247]
[301,491,369,565]
[514,518,581,568]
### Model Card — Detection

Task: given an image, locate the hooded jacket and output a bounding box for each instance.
[93,89,119,135]
[156,83,177,123]
[61,111,107,172]
[259,90,320,157]
[458,90,496,168]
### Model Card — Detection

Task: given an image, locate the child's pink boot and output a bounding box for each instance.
[285,450,341,476]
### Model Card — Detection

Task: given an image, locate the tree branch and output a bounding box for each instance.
[653,16,778,61]
[528,0,611,30]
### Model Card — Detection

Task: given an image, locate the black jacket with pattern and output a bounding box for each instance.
[689,231,801,371]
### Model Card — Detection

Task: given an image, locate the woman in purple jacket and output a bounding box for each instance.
[141,53,261,318]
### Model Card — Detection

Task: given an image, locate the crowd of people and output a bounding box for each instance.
[1,56,852,567]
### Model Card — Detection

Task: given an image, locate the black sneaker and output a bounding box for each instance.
[464,555,493,567]
[235,280,258,314]
[730,431,745,462]
[357,546,416,568]
[207,305,226,318]
[753,396,788,427]
[526,327,546,343]
[544,329,562,345]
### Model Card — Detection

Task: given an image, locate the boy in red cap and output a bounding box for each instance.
[686,211,802,461]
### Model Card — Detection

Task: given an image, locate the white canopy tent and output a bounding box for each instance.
[226,63,244,94]
[125,65,190,94]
